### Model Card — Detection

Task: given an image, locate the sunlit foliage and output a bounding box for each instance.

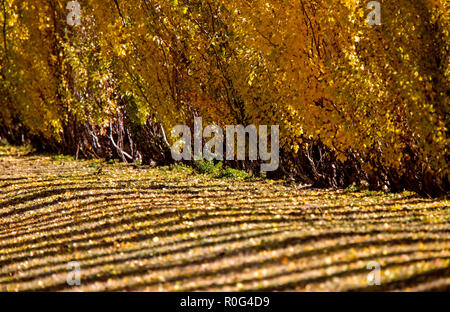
[0,0,448,195]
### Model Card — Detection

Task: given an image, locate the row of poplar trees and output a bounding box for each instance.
[0,0,448,196]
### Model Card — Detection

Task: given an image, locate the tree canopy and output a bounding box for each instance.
[0,0,448,196]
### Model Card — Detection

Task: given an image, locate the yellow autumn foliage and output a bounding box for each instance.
[0,0,448,195]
